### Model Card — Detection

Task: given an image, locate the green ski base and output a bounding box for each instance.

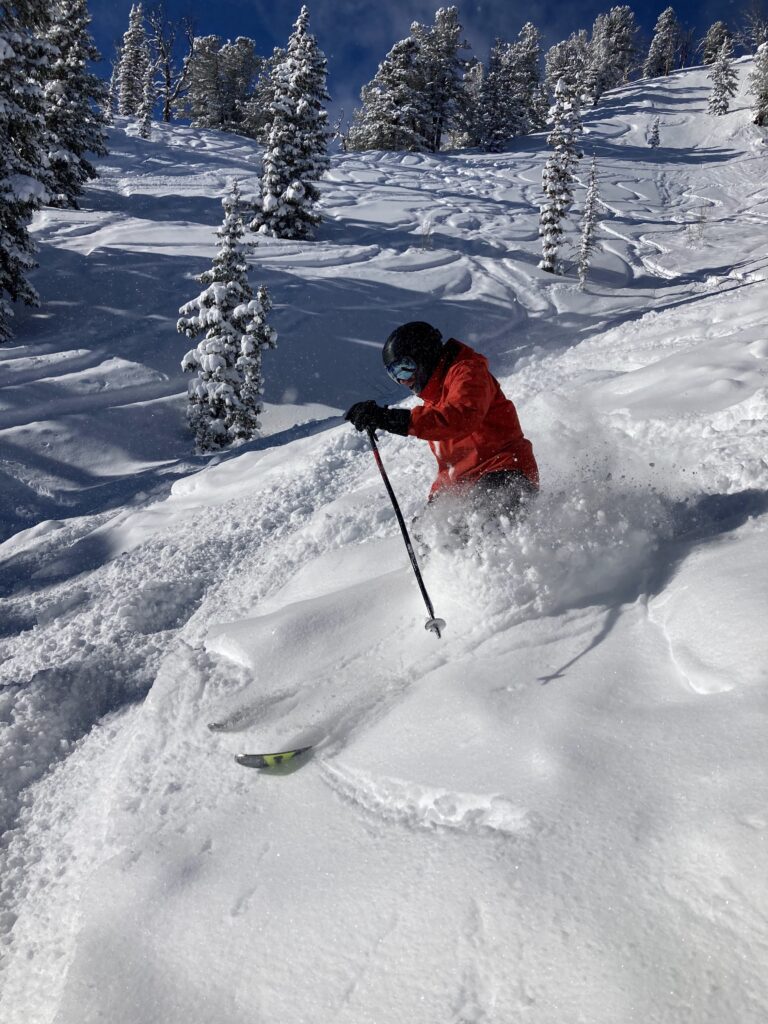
[235,746,313,769]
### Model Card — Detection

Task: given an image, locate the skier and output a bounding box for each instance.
[345,322,539,519]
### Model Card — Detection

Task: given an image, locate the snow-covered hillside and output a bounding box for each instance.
[2,61,768,1023]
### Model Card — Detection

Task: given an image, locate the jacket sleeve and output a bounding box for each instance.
[409,360,494,441]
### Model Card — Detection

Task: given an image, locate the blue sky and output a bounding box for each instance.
[90,0,741,119]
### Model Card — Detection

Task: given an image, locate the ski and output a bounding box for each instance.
[235,745,313,769]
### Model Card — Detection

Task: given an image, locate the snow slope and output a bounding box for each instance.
[2,60,768,1023]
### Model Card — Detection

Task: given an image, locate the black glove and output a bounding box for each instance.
[344,400,410,436]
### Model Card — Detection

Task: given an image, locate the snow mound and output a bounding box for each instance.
[649,526,768,694]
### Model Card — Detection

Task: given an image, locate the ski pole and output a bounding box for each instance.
[366,427,446,638]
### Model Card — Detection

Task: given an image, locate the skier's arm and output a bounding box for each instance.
[409,362,493,440]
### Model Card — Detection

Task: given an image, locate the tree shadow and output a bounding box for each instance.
[84,190,224,226]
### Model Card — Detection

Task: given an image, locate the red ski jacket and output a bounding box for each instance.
[408,340,539,496]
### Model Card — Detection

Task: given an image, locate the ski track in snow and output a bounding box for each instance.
[320,760,537,838]
[2,60,768,1024]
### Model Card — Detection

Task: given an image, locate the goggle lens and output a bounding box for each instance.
[386,357,418,383]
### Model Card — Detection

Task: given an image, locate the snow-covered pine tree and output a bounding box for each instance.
[180,35,259,131]
[241,47,285,142]
[708,37,738,114]
[648,115,661,146]
[606,6,639,83]
[509,22,545,133]
[179,35,221,127]
[218,37,260,131]
[545,31,590,102]
[701,21,731,64]
[479,39,512,151]
[740,3,768,53]
[43,0,108,208]
[0,0,53,341]
[748,41,768,124]
[539,77,583,274]
[179,181,276,451]
[250,6,330,239]
[117,3,150,116]
[138,58,154,139]
[451,58,485,148]
[586,6,639,105]
[482,24,545,148]
[585,15,612,105]
[409,6,468,152]
[578,157,601,288]
[643,7,681,78]
[530,82,551,132]
[347,36,430,151]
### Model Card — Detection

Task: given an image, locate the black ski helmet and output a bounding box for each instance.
[382,321,443,393]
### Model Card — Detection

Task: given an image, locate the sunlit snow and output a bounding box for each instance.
[1,60,768,1023]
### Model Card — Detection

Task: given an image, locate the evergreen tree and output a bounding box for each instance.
[606,6,639,82]
[241,47,285,142]
[251,6,330,239]
[701,21,731,64]
[43,0,108,208]
[545,31,590,101]
[181,35,260,131]
[643,7,681,78]
[117,3,150,116]
[410,6,468,152]
[179,181,276,450]
[530,82,551,133]
[179,35,219,126]
[539,77,583,274]
[0,0,53,341]
[510,22,545,132]
[586,7,639,105]
[585,14,613,104]
[578,157,601,288]
[740,2,768,53]
[708,38,738,114]
[480,39,513,151]
[451,58,485,148]
[748,41,768,124]
[481,23,545,149]
[218,37,260,130]
[648,115,661,146]
[348,37,430,151]
[277,8,329,182]
[138,57,155,139]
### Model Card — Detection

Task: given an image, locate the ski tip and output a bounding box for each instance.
[235,746,313,770]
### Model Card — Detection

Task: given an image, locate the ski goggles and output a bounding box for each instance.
[386,356,418,384]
